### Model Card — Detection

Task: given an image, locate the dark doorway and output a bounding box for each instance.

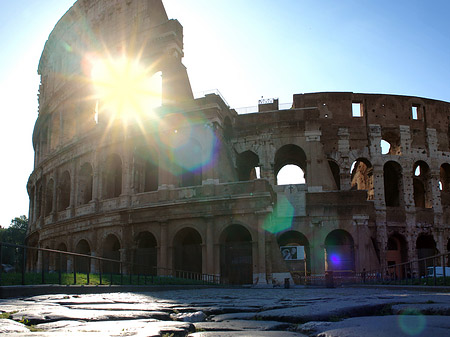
[324,229,355,273]
[134,232,157,275]
[173,228,202,274]
[102,234,121,274]
[220,224,253,285]
[416,234,437,276]
[75,240,91,274]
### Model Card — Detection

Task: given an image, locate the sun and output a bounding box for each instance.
[90,56,162,123]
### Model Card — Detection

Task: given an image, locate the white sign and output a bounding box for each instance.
[280,246,305,260]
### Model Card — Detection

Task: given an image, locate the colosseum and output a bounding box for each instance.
[26,0,450,285]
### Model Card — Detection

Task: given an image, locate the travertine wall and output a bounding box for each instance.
[27,0,450,284]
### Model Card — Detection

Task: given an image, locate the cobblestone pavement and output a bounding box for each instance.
[0,286,449,336]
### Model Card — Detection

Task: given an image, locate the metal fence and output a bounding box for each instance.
[0,242,221,286]
[355,252,450,286]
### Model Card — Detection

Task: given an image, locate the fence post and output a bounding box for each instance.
[433,257,437,286]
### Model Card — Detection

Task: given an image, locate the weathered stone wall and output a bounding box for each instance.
[27,0,450,285]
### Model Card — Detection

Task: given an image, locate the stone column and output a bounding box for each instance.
[254,212,268,285]
[338,128,351,190]
[205,216,215,275]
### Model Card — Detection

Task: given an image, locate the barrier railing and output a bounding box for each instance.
[0,242,221,286]
[355,252,450,286]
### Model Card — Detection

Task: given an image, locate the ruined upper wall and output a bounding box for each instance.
[292,92,450,154]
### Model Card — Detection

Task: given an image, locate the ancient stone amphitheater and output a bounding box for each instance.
[26,0,450,284]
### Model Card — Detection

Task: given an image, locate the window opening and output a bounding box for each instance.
[352,102,363,117]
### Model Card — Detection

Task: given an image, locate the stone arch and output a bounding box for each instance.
[416,234,437,276]
[78,162,93,205]
[236,150,260,181]
[173,227,202,274]
[134,145,159,193]
[45,179,54,217]
[413,161,432,208]
[384,161,403,207]
[58,171,71,211]
[102,234,121,274]
[328,159,340,190]
[56,242,68,273]
[274,144,307,185]
[220,224,253,285]
[440,163,450,206]
[386,233,408,279]
[381,128,401,155]
[324,229,355,272]
[175,139,202,187]
[75,239,91,274]
[277,230,311,275]
[350,158,373,199]
[134,231,157,275]
[223,116,233,142]
[36,183,43,220]
[103,154,122,198]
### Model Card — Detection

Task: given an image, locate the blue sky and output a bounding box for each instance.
[0,0,449,227]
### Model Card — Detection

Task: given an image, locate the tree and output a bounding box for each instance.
[0,215,28,269]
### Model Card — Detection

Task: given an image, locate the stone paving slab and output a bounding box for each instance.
[189,332,307,337]
[297,315,450,337]
[194,319,294,332]
[0,287,449,336]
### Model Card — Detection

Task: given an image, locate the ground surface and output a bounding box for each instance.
[0,285,449,336]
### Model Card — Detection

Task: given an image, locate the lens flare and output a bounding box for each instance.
[330,254,340,265]
[91,57,161,122]
[398,308,426,336]
[263,194,294,234]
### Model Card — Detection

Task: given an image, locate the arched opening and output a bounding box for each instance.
[220,224,253,285]
[103,154,122,198]
[78,163,93,205]
[328,160,340,190]
[56,243,68,273]
[274,144,307,185]
[223,117,233,142]
[386,234,408,279]
[134,232,157,275]
[440,163,450,206]
[277,231,310,282]
[324,229,355,273]
[173,228,202,274]
[384,161,403,207]
[236,150,260,181]
[103,234,121,274]
[36,183,43,219]
[381,128,401,155]
[134,146,159,193]
[413,161,432,209]
[350,158,373,200]
[175,140,202,187]
[58,171,71,211]
[50,114,60,150]
[416,234,437,276]
[45,179,54,217]
[75,239,91,274]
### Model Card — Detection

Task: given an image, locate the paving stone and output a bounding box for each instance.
[194,319,294,331]
[189,332,307,337]
[303,315,450,337]
[0,319,30,333]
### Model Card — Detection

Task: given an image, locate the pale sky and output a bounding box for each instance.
[1,0,449,227]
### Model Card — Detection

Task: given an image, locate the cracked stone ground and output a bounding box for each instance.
[1,286,449,336]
